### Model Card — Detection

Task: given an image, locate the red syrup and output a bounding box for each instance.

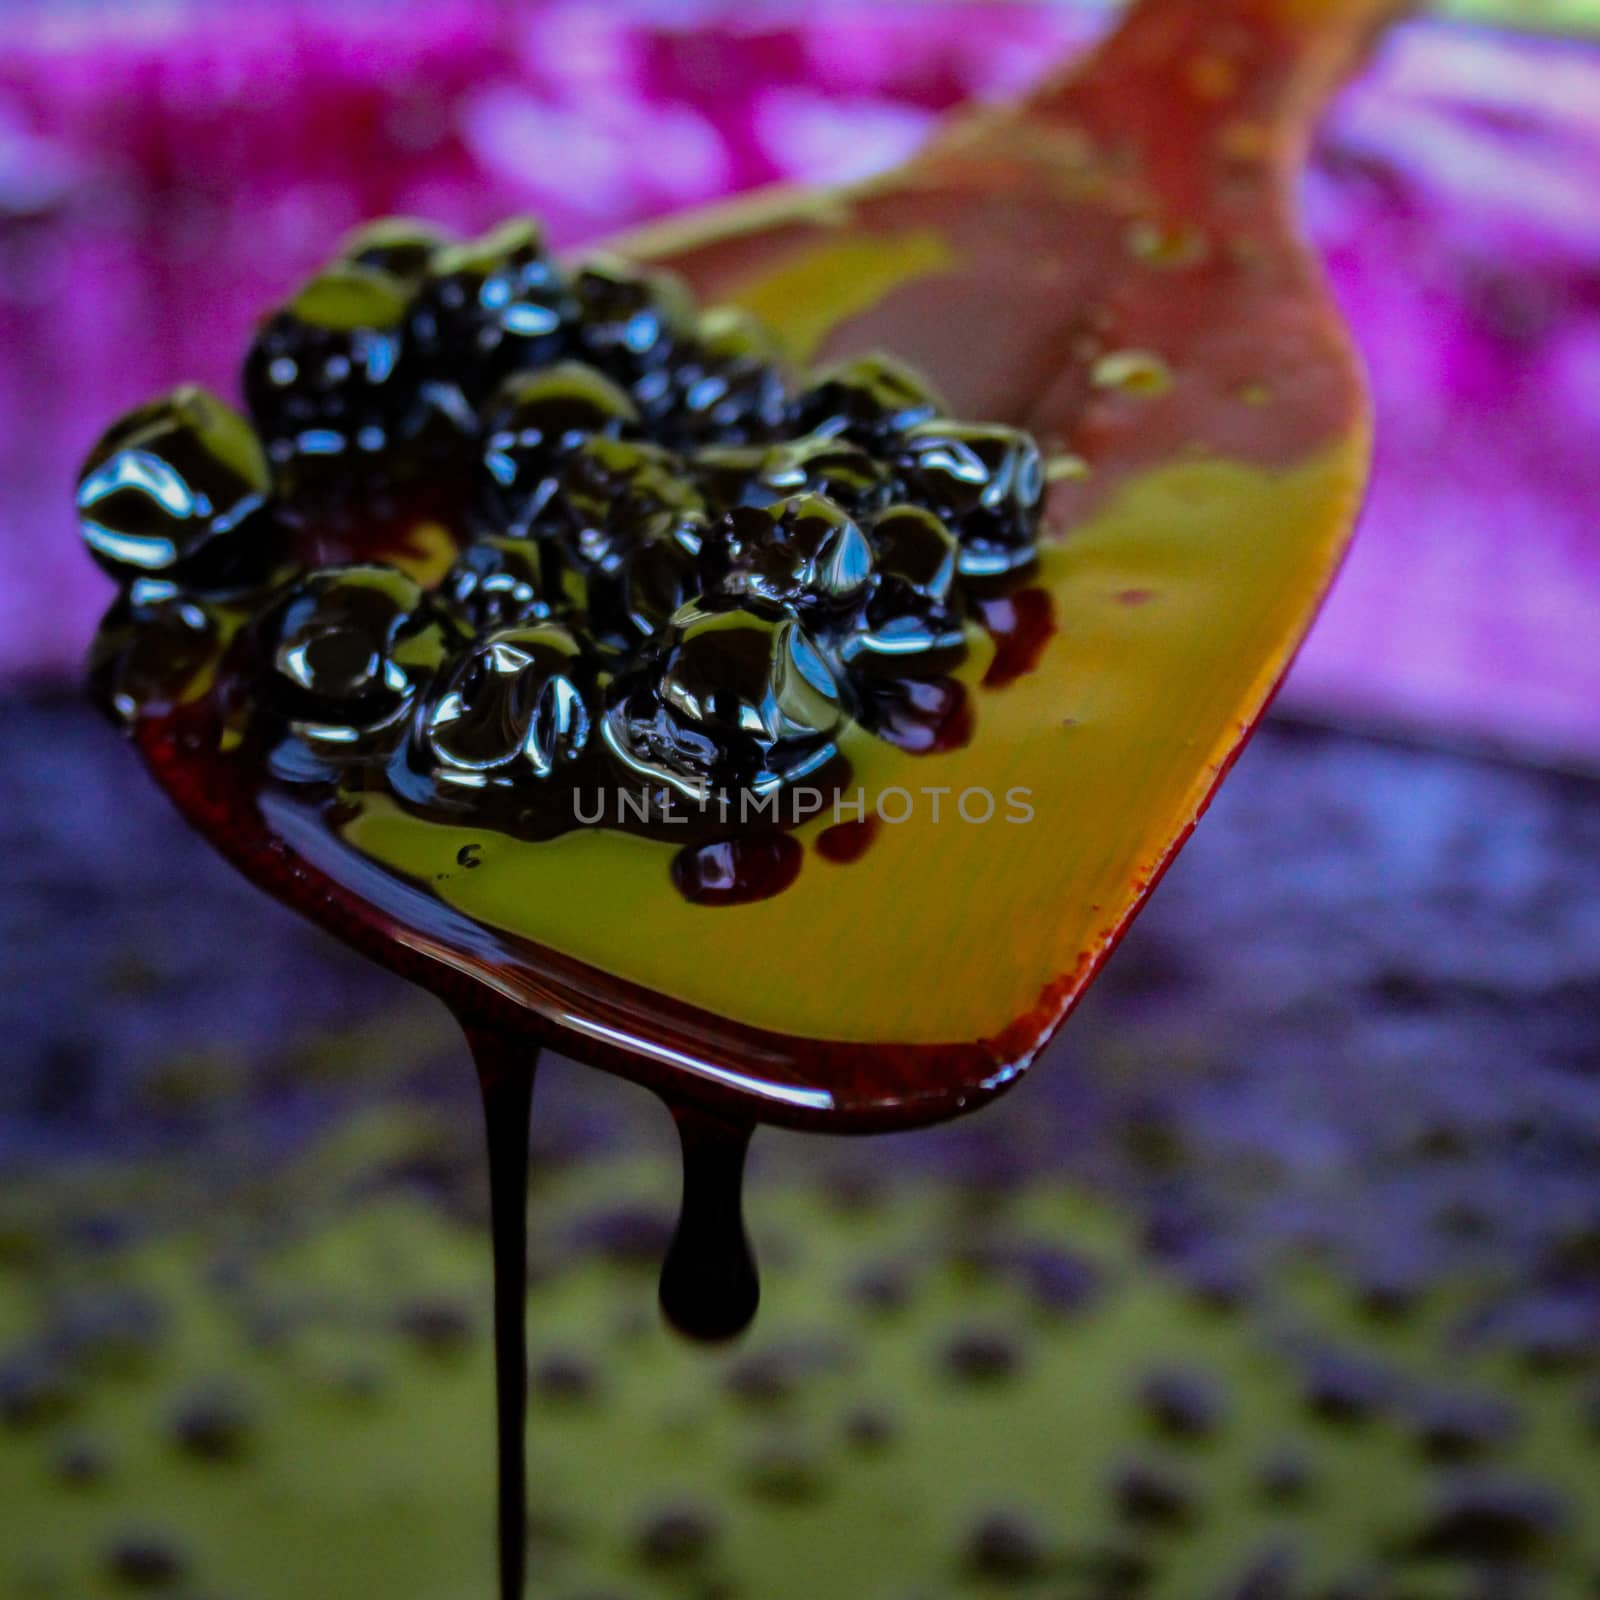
[670,832,804,906]
[859,674,975,755]
[816,815,881,864]
[975,585,1056,689]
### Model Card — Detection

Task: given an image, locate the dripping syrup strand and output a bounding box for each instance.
[658,1102,760,1343]
[468,1026,538,1600]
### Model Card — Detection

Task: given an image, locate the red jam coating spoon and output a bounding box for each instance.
[136,0,1405,1137]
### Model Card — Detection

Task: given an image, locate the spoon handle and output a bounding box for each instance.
[1015,0,1415,162]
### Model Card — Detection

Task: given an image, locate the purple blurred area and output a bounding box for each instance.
[1,2,1597,765]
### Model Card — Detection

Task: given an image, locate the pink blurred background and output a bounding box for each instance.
[3,0,1597,766]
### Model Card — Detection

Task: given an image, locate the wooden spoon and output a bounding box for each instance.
[116,4,1410,1587]
[137,0,1404,1134]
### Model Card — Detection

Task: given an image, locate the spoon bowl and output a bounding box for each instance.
[133,0,1405,1132]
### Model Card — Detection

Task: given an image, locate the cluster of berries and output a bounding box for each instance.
[78,216,1045,815]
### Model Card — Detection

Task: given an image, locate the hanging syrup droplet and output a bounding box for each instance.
[658,1104,759,1343]
[469,1028,538,1600]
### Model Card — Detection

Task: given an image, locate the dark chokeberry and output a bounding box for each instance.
[243,264,413,461]
[547,433,710,650]
[791,352,942,448]
[477,362,640,539]
[895,420,1045,576]
[584,530,700,655]
[842,503,966,674]
[570,254,694,413]
[77,386,279,590]
[554,437,708,577]
[255,563,454,746]
[87,591,219,726]
[410,218,572,399]
[701,493,873,627]
[440,536,566,634]
[695,432,890,520]
[336,215,455,282]
[424,624,595,785]
[602,594,843,800]
[665,306,790,447]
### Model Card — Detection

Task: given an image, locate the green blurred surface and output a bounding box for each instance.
[4,1073,1597,1600]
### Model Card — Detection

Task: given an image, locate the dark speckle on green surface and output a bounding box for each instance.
[634,1503,721,1568]
[937,1328,1023,1385]
[56,1288,167,1376]
[571,1205,677,1271]
[723,1335,850,1408]
[50,1429,112,1486]
[1214,1546,1294,1600]
[840,1404,897,1452]
[740,1435,831,1504]
[0,1349,78,1430]
[168,1382,256,1462]
[392,1295,476,1358]
[1410,1390,1520,1462]
[1137,1367,1225,1441]
[842,1260,915,1315]
[105,1530,188,1589]
[1302,1350,1395,1425]
[961,1509,1051,1581]
[1255,1443,1316,1506]
[1111,1457,1200,1526]
[532,1347,601,1405]
[1404,1475,1570,1562]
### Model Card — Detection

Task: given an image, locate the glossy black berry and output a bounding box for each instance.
[424,625,595,785]
[243,264,413,463]
[77,386,279,590]
[791,353,942,447]
[554,437,708,577]
[87,592,219,727]
[842,504,966,674]
[570,255,694,413]
[541,434,707,650]
[337,215,455,282]
[441,536,567,633]
[869,504,958,602]
[701,493,873,626]
[695,433,890,520]
[410,218,572,399]
[665,306,790,447]
[255,563,454,742]
[477,364,641,539]
[895,420,1045,576]
[584,530,700,654]
[602,594,843,800]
